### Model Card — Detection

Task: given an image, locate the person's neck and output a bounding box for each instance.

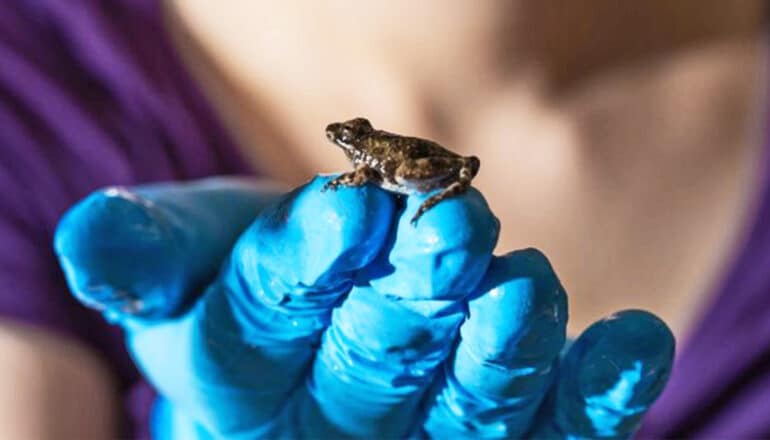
[502,2,765,90]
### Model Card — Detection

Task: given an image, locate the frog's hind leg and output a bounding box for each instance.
[410,158,478,224]
[411,180,469,224]
[322,165,380,191]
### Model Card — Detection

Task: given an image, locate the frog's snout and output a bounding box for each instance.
[325,123,340,142]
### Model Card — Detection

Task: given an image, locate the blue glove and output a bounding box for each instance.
[54,175,674,439]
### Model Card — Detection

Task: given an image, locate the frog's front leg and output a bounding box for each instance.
[322,165,381,192]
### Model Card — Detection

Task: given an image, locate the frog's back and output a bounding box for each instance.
[364,130,458,162]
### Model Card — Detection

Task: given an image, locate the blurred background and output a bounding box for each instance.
[169,0,766,335]
[1,0,769,438]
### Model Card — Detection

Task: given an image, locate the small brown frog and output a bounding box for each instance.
[323,117,480,224]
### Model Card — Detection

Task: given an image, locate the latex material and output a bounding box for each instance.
[533,310,675,439]
[54,178,277,320]
[423,249,568,438]
[293,182,500,438]
[367,188,499,301]
[128,176,396,437]
[54,175,675,439]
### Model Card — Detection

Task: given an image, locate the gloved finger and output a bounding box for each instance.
[296,188,500,438]
[533,310,675,439]
[422,248,568,439]
[54,177,281,322]
[128,175,396,437]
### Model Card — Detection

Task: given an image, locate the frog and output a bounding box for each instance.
[323,117,480,224]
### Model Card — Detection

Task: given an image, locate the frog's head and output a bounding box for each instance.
[326,117,374,150]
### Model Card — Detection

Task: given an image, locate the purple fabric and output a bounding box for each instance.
[2,0,770,438]
[0,1,248,438]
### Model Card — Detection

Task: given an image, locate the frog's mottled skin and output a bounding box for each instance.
[323,117,480,224]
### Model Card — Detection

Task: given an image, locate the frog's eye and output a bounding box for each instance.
[339,127,355,143]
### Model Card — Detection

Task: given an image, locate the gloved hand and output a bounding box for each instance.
[54,175,675,439]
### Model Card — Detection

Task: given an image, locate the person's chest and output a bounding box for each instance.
[465,38,764,336]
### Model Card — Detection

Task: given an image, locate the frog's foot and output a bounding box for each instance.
[321,173,350,192]
[322,166,379,192]
[411,180,470,225]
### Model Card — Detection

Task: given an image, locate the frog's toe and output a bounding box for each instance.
[321,181,337,192]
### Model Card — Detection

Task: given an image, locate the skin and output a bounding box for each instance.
[323,117,480,223]
[0,320,118,439]
[164,0,766,335]
[0,0,765,436]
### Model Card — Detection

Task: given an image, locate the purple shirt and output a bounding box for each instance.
[0,1,247,437]
[1,1,769,438]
